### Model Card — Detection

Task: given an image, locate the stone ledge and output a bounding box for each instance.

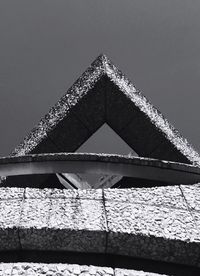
[1,154,200,186]
[105,201,198,266]
[0,187,199,267]
[0,262,171,276]
[19,197,107,253]
[0,153,198,171]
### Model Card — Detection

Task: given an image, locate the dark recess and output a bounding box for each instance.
[0,250,199,276]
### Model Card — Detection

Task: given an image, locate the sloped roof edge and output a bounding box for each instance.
[11,54,200,166]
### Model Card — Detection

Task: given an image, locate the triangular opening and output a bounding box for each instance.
[77,123,138,156]
[59,123,138,188]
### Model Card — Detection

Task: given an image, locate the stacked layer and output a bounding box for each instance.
[0,186,199,267]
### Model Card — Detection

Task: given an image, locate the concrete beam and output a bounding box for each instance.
[0,153,200,185]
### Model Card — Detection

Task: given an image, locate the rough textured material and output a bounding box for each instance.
[103,187,200,267]
[19,190,107,252]
[9,55,200,166]
[106,201,198,264]
[104,186,187,209]
[0,262,172,276]
[180,183,200,264]
[103,187,200,266]
[0,187,199,267]
[0,190,23,250]
[180,183,200,212]
[47,198,107,252]
[0,187,24,200]
[0,263,13,276]
[19,198,51,250]
[0,203,21,250]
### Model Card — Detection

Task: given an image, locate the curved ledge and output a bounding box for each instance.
[0,186,200,268]
[0,153,200,185]
[1,261,199,276]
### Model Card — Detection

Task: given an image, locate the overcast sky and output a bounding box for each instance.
[0,0,200,156]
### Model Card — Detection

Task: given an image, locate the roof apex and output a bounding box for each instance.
[11,55,200,166]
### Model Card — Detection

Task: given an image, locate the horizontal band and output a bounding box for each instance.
[0,153,200,184]
[0,186,199,267]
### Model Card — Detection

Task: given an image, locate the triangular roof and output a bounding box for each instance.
[10,54,200,167]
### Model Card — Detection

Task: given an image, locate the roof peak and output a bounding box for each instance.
[10,55,200,166]
[95,53,109,61]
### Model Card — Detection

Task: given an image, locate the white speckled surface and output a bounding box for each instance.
[0,187,199,266]
[0,263,172,276]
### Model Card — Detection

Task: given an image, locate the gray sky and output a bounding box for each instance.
[0,0,200,156]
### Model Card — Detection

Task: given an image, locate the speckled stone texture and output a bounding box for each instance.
[47,197,107,252]
[19,198,51,250]
[19,188,107,252]
[104,187,200,266]
[0,263,171,276]
[0,188,24,250]
[0,187,200,267]
[105,201,197,264]
[6,263,114,276]
[180,184,200,212]
[104,186,187,209]
[0,263,13,276]
[0,187,24,200]
[180,183,200,266]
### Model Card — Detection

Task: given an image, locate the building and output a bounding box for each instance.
[0,55,199,275]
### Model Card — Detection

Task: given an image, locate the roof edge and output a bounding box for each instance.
[10,54,200,166]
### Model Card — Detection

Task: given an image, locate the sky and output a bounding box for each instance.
[0,0,200,156]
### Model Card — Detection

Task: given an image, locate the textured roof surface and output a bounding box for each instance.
[10,54,200,165]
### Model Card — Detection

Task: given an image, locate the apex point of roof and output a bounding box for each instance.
[11,54,200,167]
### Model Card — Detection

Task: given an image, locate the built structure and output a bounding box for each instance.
[0,55,200,275]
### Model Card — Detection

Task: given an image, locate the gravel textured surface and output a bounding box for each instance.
[0,187,199,266]
[47,198,107,252]
[0,187,24,200]
[104,186,187,209]
[180,184,200,212]
[105,200,197,265]
[0,196,22,250]
[0,262,171,276]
